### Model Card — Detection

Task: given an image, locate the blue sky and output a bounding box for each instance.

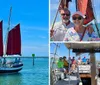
[50,43,100,61]
[0,0,48,56]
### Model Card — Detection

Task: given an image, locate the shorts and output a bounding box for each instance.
[59,68,66,72]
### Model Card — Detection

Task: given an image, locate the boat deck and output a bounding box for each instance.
[54,75,100,85]
[54,74,80,85]
[55,79,79,85]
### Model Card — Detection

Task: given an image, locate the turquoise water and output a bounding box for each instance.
[0,57,48,85]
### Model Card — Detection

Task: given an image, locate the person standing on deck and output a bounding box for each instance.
[50,8,74,41]
[82,56,87,64]
[17,58,21,64]
[77,57,82,65]
[57,57,67,73]
[14,58,18,64]
[71,57,76,72]
[2,57,6,67]
[63,56,69,72]
[57,57,67,79]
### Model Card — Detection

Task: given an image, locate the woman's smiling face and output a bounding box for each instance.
[72,14,84,27]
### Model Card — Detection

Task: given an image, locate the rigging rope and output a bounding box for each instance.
[91,0,100,37]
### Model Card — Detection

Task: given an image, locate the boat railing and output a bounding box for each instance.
[78,65,91,73]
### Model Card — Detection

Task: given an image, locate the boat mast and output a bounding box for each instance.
[51,43,59,68]
[75,0,78,11]
[51,0,62,30]
[4,7,12,56]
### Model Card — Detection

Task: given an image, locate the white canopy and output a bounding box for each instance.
[64,42,100,49]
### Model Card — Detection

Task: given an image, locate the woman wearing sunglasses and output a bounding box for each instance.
[63,11,98,41]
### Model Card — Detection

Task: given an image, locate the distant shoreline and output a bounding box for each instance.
[4,56,48,58]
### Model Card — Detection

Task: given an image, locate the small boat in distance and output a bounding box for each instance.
[0,9,23,73]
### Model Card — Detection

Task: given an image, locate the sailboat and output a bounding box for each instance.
[0,20,23,73]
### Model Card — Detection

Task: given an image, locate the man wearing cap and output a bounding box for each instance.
[50,8,74,41]
[63,11,98,41]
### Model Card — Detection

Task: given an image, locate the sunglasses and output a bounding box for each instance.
[72,16,83,20]
[61,13,70,16]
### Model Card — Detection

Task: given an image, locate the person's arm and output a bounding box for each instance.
[50,26,56,41]
[86,24,94,34]
[50,29,54,38]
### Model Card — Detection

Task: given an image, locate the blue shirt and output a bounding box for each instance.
[82,58,87,63]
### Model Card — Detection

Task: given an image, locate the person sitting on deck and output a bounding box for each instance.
[2,57,6,67]
[82,56,87,64]
[70,57,76,73]
[63,56,69,72]
[57,57,66,72]
[87,59,90,64]
[57,57,67,79]
[14,58,18,63]
[77,57,82,65]
[17,58,21,63]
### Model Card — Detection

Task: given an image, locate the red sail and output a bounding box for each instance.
[6,24,21,55]
[0,21,3,56]
[77,0,94,24]
[59,0,72,9]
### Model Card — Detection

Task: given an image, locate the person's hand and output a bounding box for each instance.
[87,24,94,34]
[50,29,54,37]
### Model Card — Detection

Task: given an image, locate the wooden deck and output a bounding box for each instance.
[80,73,91,78]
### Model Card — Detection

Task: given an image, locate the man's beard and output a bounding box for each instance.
[62,19,69,24]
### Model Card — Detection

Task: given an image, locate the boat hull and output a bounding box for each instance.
[0,63,23,73]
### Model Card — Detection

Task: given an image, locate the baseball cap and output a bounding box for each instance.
[72,11,85,18]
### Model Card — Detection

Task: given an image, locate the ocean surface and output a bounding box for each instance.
[0,57,48,85]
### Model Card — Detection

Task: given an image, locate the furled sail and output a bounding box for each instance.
[0,21,3,56]
[6,24,21,55]
[77,0,94,24]
[59,0,72,9]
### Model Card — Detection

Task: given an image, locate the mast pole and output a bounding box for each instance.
[51,43,59,69]
[4,7,12,56]
[75,0,78,11]
[51,0,62,30]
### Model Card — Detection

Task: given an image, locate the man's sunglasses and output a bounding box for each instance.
[72,16,83,20]
[61,13,70,16]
